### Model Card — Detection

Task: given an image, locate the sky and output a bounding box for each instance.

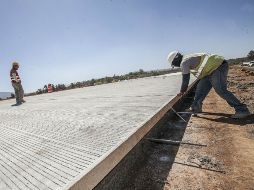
[0,0,254,92]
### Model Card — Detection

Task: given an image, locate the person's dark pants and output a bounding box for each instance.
[192,61,248,112]
[12,82,24,104]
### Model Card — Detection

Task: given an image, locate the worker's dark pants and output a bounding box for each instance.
[12,82,24,104]
[192,61,248,112]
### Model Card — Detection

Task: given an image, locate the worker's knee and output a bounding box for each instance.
[214,87,229,98]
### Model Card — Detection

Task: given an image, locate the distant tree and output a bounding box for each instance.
[70,83,75,89]
[62,84,66,90]
[58,84,66,90]
[90,79,95,86]
[139,69,144,73]
[104,77,113,83]
[247,50,254,60]
[76,82,82,88]
[36,89,42,94]
[52,84,55,91]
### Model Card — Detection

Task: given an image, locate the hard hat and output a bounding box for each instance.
[12,62,19,67]
[167,51,179,64]
[167,51,183,67]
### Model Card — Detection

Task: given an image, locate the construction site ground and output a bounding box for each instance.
[165,65,254,190]
[164,66,254,190]
[120,65,254,190]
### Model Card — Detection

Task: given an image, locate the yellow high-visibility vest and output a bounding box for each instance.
[185,53,224,79]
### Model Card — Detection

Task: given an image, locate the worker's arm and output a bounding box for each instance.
[178,73,190,95]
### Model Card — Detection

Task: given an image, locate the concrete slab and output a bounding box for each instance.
[0,73,194,190]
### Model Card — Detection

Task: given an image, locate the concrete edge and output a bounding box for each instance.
[66,80,198,190]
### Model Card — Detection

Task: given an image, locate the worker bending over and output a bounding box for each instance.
[167,51,250,119]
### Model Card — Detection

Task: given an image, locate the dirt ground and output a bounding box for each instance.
[102,65,254,190]
[165,65,254,190]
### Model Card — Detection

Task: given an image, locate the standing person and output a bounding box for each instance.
[10,62,25,105]
[167,51,250,119]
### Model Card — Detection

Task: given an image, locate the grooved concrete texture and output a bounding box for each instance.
[0,73,194,190]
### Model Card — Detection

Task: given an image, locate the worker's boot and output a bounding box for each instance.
[231,110,251,119]
[186,102,202,113]
[12,102,22,106]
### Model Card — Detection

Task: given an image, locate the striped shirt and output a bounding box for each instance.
[10,69,21,83]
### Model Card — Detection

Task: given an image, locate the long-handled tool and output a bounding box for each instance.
[146,138,207,147]
[171,108,187,122]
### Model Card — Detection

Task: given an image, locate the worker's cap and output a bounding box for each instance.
[12,62,19,67]
[167,51,183,67]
